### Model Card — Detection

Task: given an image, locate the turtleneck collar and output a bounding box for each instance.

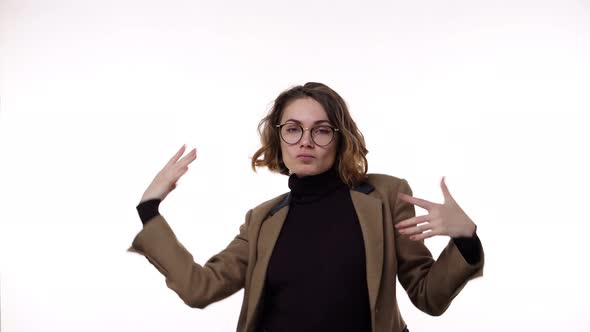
[288,167,347,204]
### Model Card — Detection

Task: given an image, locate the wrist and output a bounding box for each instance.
[453,221,477,238]
[464,222,477,238]
[139,196,162,205]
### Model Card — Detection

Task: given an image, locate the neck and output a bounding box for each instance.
[288,167,347,204]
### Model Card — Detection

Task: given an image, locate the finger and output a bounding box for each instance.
[177,148,197,168]
[410,229,441,241]
[166,144,187,167]
[398,222,432,236]
[440,176,455,203]
[175,166,189,180]
[398,193,436,210]
[395,214,430,229]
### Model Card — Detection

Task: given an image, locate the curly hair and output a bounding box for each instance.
[251,82,368,187]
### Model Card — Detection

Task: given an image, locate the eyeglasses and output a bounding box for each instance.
[276,122,339,146]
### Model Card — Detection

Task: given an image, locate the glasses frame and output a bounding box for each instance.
[276,123,340,147]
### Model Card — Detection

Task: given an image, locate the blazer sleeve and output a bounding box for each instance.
[127,210,251,309]
[393,179,484,316]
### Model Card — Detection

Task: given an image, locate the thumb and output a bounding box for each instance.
[440,176,455,203]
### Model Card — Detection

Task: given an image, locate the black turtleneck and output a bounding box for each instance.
[258,167,372,332]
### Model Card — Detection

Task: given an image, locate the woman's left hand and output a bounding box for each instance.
[395,177,476,240]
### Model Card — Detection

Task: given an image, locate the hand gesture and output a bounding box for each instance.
[395,177,476,240]
[140,145,197,203]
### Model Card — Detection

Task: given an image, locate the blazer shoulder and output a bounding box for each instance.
[250,192,289,220]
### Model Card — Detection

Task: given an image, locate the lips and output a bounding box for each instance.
[297,154,315,159]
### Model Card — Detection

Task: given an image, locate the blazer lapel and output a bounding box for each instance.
[245,205,289,330]
[350,190,384,317]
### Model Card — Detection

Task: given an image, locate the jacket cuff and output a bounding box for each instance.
[136,199,162,225]
[452,232,482,265]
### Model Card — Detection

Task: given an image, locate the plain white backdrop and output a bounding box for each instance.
[1,0,589,331]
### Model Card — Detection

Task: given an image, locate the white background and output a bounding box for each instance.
[1,0,589,331]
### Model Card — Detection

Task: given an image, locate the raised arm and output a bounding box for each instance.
[128,145,249,308]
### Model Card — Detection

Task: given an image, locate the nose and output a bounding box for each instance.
[299,128,314,147]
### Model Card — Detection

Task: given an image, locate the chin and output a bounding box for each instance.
[293,165,326,177]
[295,171,316,177]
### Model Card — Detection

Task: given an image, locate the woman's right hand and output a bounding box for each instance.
[140,144,197,203]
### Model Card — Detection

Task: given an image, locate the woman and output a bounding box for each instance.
[129,82,484,332]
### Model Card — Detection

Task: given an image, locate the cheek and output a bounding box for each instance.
[320,146,338,165]
[279,142,292,162]
[328,143,338,160]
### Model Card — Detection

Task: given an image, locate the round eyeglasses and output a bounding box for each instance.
[276,123,339,146]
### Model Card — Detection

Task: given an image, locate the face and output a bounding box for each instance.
[279,97,338,177]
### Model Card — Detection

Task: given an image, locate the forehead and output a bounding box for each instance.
[280,97,329,123]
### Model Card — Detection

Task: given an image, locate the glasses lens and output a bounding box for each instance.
[312,126,334,146]
[281,124,303,144]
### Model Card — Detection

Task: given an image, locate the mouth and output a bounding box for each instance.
[296,154,315,160]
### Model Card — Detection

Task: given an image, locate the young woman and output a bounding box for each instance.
[129,82,484,332]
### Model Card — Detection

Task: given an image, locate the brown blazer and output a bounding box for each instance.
[128,174,484,332]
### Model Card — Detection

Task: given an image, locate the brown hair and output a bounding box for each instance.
[251,82,368,187]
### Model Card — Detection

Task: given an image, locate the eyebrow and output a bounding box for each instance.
[283,119,332,125]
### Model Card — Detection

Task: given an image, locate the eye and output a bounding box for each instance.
[284,124,301,133]
[313,126,332,135]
